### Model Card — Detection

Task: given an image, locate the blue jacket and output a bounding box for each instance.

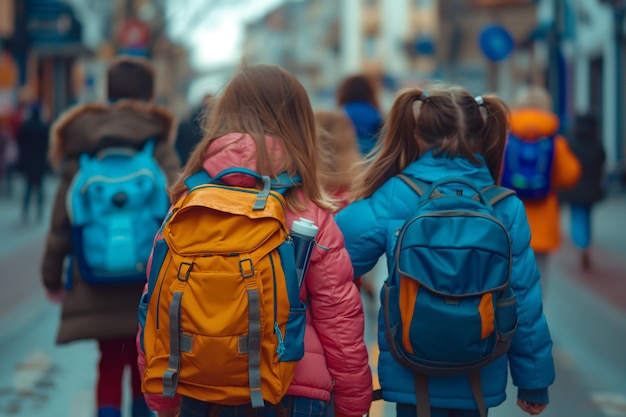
[335,151,555,410]
[342,102,383,155]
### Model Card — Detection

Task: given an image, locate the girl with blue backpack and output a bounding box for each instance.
[335,84,555,417]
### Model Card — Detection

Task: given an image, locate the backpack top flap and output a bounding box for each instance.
[396,175,513,296]
[164,185,288,256]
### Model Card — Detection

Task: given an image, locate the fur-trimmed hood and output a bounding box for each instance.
[49,99,177,169]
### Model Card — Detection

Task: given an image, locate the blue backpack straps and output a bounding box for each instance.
[480,185,516,206]
[397,174,430,197]
[399,173,516,207]
[185,168,302,196]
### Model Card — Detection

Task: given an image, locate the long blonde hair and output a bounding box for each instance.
[170,63,328,211]
[351,84,510,200]
[315,110,362,190]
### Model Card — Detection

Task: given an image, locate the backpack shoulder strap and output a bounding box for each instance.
[397,174,431,197]
[184,170,212,190]
[480,185,516,206]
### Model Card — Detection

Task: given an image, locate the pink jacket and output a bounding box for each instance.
[137,133,372,416]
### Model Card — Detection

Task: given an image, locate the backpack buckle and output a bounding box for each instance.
[177,262,193,282]
[239,258,255,278]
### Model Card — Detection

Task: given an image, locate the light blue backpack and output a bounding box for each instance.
[66,141,169,285]
[381,175,519,417]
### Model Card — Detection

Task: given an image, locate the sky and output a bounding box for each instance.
[165,0,286,69]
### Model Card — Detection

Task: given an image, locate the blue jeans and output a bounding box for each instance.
[570,204,592,250]
[180,396,329,417]
[397,402,485,417]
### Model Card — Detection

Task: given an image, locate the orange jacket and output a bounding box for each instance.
[509,109,581,253]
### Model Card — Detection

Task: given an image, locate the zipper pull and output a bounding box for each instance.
[274,322,285,358]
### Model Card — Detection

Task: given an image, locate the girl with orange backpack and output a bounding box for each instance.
[137,63,372,417]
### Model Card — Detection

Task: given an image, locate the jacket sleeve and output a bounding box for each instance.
[306,211,372,416]
[551,135,582,190]
[505,199,556,401]
[335,197,388,277]
[41,164,75,290]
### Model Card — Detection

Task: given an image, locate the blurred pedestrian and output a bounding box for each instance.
[314,110,362,211]
[336,74,384,156]
[503,85,581,287]
[138,63,372,417]
[0,115,18,197]
[336,84,555,416]
[175,94,213,165]
[559,113,606,270]
[41,55,181,417]
[16,103,49,223]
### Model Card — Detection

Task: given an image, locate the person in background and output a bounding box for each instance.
[175,94,213,165]
[507,86,581,287]
[16,103,50,223]
[0,115,18,197]
[138,63,372,417]
[41,55,180,417]
[558,113,606,270]
[314,110,362,211]
[336,84,555,416]
[315,110,370,294]
[336,74,384,156]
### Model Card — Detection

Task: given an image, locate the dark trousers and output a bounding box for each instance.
[97,338,143,409]
[180,395,329,417]
[22,173,44,220]
[397,403,485,417]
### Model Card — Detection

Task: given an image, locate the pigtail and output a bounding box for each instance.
[479,95,510,184]
[352,89,425,200]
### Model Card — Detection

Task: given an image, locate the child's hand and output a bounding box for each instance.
[517,399,547,415]
[157,409,179,417]
[45,289,65,304]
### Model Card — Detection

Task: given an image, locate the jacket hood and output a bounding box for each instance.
[509,108,559,141]
[49,99,177,169]
[404,151,494,188]
[202,133,285,187]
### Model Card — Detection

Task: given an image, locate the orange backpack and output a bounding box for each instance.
[140,168,306,407]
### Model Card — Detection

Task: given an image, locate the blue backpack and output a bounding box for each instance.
[67,141,169,285]
[381,175,518,417]
[501,133,555,200]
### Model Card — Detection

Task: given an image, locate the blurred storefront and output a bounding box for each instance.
[0,0,193,121]
[0,0,90,120]
[71,0,193,116]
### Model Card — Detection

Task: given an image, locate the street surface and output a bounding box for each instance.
[0,176,625,417]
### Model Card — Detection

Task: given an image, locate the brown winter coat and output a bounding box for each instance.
[42,100,181,344]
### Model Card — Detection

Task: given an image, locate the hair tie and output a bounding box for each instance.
[420,90,429,102]
[475,95,484,106]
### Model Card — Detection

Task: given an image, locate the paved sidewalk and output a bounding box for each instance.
[557,193,626,311]
[0,175,58,341]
